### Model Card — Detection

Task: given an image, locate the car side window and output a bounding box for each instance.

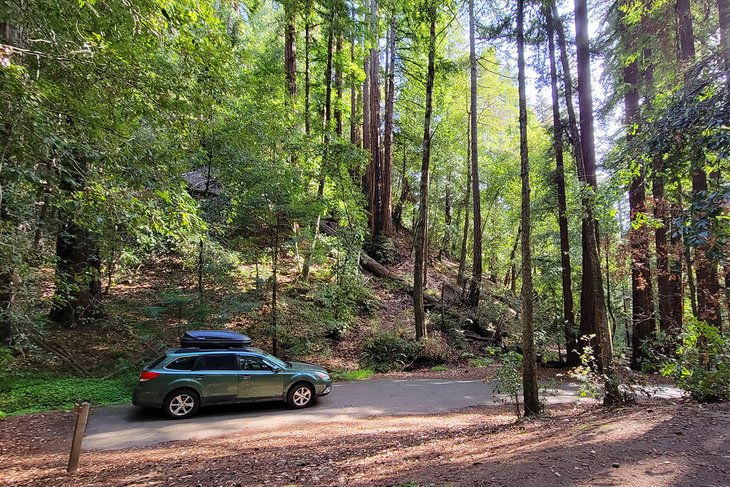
[166,356,196,370]
[240,357,273,371]
[193,354,238,371]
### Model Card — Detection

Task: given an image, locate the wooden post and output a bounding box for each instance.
[67,402,90,473]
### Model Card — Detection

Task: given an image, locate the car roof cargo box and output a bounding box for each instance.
[181,330,252,349]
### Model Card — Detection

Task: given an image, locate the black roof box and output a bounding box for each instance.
[180,330,252,349]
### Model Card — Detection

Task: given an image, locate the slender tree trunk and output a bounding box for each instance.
[367,0,383,236]
[304,7,312,136]
[350,26,360,147]
[546,7,578,366]
[271,214,280,357]
[414,5,436,340]
[517,0,539,416]
[554,6,591,367]
[284,2,297,100]
[574,0,620,403]
[382,17,396,236]
[457,116,471,288]
[393,141,409,232]
[335,35,343,137]
[643,42,683,334]
[465,0,482,308]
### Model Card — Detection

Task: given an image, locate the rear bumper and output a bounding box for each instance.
[132,386,164,408]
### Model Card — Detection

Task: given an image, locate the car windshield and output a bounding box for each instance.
[247,347,287,369]
[264,354,287,369]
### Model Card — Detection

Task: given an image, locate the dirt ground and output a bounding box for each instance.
[2,397,730,487]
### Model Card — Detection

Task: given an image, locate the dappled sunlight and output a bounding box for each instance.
[3,401,730,486]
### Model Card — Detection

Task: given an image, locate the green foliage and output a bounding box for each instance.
[360,332,424,372]
[468,356,493,368]
[0,375,134,414]
[431,365,448,372]
[485,349,523,417]
[568,335,603,401]
[662,319,730,403]
[331,369,374,381]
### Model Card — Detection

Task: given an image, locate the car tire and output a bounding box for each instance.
[163,389,200,419]
[287,382,315,409]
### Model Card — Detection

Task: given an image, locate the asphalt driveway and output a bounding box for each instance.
[82,379,679,451]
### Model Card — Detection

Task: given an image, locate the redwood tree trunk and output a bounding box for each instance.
[457,115,471,288]
[465,0,482,308]
[624,31,655,368]
[545,7,578,366]
[335,35,343,137]
[574,0,620,403]
[382,17,396,236]
[284,2,297,100]
[517,0,539,416]
[414,5,436,340]
[677,0,722,328]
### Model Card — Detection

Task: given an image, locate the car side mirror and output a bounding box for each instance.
[272,366,283,373]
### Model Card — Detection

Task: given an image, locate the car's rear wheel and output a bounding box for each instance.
[287,382,315,408]
[163,389,200,419]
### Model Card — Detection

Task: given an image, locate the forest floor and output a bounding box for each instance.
[2,393,730,487]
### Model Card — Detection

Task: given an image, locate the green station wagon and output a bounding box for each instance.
[133,343,333,419]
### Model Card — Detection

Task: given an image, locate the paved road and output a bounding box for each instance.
[83,379,681,451]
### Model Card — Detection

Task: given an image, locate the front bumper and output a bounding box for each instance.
[317,381,333,397]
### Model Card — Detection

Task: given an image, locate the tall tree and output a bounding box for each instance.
[574,0,620,403]
[413,0,437,340]
[545,4,577,366]
[518,0,539,416]
[622,9,655,368]
[284,0,297,100]
[677,0,722,328]
[465,0,482,308]
[553,4,586,366]
[382,16,396,236]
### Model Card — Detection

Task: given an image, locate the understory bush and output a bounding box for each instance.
[0,375,134,414]
[662,319,730,403]
[360,332,423,372]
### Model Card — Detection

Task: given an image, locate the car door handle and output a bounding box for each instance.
[239,375,251,380]
[194,376,204,380]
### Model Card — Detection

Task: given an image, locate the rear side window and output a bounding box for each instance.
[193,354,238,371]
[166,356,196,370]
[146,355,167,369]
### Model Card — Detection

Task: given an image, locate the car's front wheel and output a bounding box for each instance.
[287,382,315,408]
[163,389,200,419]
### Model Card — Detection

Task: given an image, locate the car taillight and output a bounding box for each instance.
[139,371,161,382]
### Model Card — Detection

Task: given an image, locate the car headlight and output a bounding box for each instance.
[315,372,331,381]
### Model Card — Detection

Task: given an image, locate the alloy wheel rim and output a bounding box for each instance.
[170,394,195,416]
[293,387,311,406]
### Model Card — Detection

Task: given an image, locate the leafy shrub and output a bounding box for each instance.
[331,369,374,381]
[662,319,730,402]
[568,339,603,401]
[360,332,423,372]
[0,375,134,414]
[485,350,524,417]
[420,334,450,366]
[0,347,13,369]
[469,356,493,368]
